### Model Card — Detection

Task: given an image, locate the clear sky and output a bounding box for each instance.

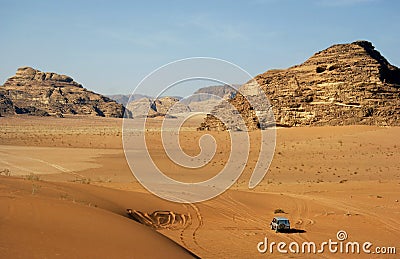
[0,0,399,96]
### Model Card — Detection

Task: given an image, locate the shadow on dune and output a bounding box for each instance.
[279,228,306,234]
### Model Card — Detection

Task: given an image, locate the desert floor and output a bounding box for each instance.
[0,115,399,258]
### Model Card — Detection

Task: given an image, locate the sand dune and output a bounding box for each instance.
[0,115,399,258]
[0,176,197,258]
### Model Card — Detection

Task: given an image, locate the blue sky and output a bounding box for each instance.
[0,0,399,96]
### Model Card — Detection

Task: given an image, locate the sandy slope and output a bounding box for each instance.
[0,176,197,258]
[0,115,399,258]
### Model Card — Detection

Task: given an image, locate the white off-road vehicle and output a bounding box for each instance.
[270,217,290,232]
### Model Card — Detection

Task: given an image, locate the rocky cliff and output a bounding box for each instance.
[199,41,400,130]
[0,67,124,117]
[0,92,15,116]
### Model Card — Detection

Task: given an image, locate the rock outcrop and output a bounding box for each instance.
[1,67,125,117]
[0,93,15,116]
[153,97,190,114]
[199,41,400,130]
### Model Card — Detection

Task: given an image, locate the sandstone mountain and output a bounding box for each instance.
[0,67,124,117]
[183,85,237,112]
[189,85,237,102]
[199,41,400,131]
[126,96,191,118]
[106,94,151,107]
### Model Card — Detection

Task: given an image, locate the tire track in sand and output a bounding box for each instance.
[183,203,207,253]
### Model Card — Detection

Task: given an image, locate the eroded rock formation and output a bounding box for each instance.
[199,41,400,130]
[0,67,124,117]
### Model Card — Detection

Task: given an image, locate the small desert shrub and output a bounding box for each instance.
[274,209,286,214]
[60,193,70,200]
[72,177,91,184]
[0,169,11,176]
[31,183,40,195]
[25,173,40,181]
[96,177,112,183]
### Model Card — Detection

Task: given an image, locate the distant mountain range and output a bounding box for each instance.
[106,84,237,106]
[106,84,238,117]
[105,94,150,107]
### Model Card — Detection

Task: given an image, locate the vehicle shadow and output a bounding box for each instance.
[279,228,306,234]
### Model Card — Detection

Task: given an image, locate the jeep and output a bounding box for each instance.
[270,216,290,232]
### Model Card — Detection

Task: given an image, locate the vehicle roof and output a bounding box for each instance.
[273,217,289,220]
